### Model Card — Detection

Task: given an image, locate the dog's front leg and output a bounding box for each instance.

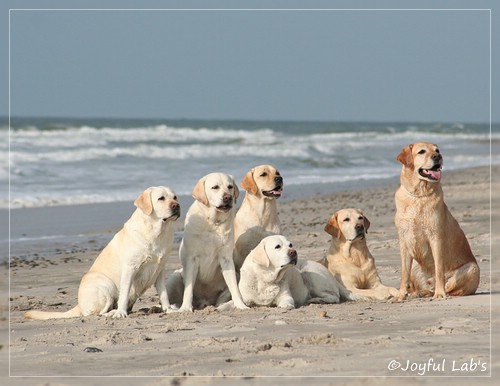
[179,258,198,312]
[275,284,296,309]
[155,268,173,312]
[219,255,249,310]
[398,248,413,301]
[107,264,136,318]
[430,241,447,299]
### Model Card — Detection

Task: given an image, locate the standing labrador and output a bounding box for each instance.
[234,164,283,270]
[25,186,180,319]
[169,173,248,312]
[395,142,479,300]
[319,208,398,300]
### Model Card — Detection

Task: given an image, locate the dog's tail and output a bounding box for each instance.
[24,305,82,320]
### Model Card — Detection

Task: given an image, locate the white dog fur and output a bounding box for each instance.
[220,235,361,310]
[166,172,249,312]
[25,186,180,320]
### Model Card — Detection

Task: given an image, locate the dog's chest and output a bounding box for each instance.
[396,194,444,233]
[250,282,280,306]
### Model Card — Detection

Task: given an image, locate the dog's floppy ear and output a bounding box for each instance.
[251,240,270,268]
[324,212,341,238]
[230,175,240,202]
[397,144,414,169]
[192,176,209,206]
[134,188,153,215]
[241,169,258,195]
[358,209,371,233]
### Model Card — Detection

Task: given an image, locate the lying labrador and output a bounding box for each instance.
[319,208,398,300]
[166,173,248,312]
[234,164,283,270]
[24,186,180,320]
[395,142,479,300]
[220,235,359,310]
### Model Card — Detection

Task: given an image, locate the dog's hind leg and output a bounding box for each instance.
[445,262,480,296]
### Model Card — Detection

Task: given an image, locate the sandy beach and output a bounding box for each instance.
[2,165,498,385]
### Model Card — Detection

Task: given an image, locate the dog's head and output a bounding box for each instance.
[134,186,180,222]
[249,235,298,273]
[192,172,239,212]
[325,208,370,242]
[241,164,283,199]
[397,142,443,183]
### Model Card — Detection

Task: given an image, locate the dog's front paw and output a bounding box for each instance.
[233,300,249,310]
[106,309,128,318]
[163,304,179,313]
[396,291,408,302]
[277,301,295,309]
[348,292,367,302]
[432,291,447,300]
[217,300,235,312]
[388,287,400,298]
[178,305,193,313]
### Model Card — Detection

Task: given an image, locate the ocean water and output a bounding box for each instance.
[2,117,498,209]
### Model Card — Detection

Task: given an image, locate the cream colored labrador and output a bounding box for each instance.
[24,186,180,320]
[166,173,248,312]
[234,164,283,270]
[220,235,360,310]
[319,208,398,300]
[395,142,479,300]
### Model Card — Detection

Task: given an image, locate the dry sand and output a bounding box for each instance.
[2,165,499,385]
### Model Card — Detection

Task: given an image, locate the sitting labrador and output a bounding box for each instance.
[25,186,180,319]
[166,172,248,312]
[234,164,283,270]
[395,142,479,300]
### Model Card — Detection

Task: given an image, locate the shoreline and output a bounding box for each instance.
[2,164,499,384]
[4,173,403,263]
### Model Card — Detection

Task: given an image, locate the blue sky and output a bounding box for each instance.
[2,0,498,123]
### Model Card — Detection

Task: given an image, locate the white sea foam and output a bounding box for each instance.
[2,120,497,209]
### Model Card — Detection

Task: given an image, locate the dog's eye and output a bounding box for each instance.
[275,244,281,249]
[260,172,268,177]
[158,196,165,201]
[173,196,177,200]
[228,185,234,190]
[343,218,350,222]
[358,216,363,221]
[289,243,293,248]
[418,149,426,155]
[276,171,280,176]
[212,185,220,190]
[435,149,440,154]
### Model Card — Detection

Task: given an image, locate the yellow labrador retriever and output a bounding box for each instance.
[395,142,479,300]
[319,208,398,300]
[218,235,360,310]
[167,173,248,312]
[24,186,180,319]
[234,164,283,270]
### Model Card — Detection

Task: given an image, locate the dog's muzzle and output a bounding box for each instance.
[262,185,283,198]
[163,206,181,222]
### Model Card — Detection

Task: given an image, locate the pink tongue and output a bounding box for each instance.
[428,170,442,180]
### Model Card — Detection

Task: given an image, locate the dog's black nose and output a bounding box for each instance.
[432,153,442,162]
[355,224,364,232]
[274,176,283,184]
